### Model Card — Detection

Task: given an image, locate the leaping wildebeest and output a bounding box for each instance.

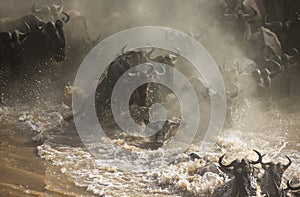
[0,22,30,90]
[0,13,70,74]
[0,22,30,71]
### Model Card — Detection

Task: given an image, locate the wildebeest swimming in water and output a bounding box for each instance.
[258,153,292,197]
[221,0,300,99]
[212,150,262,197]
[212,150,297,197]
[95,45,178,133]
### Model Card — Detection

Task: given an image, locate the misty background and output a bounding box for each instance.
[0,0,244,66]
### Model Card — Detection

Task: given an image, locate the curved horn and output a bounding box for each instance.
[282,48,299,62]
[252,68,262,82]
[260,153,273,165]
[267,59,282,73]
[287,180,300,190]
[16,22,31,41]
[264,15,283,30]
[155,64,166,76]
[283,155,292,170]
[61,12,70,23]
[19,21,31,35]
[147,46,156,61]
[218,154,236,169]
[291,48,299,56]
[249,150,264,164]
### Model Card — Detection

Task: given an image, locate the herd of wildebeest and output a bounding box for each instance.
[0,0,100,101]
[213,0,300,196]
[0,0,300,196]
[208,150,299,197]
[219,0,300,99]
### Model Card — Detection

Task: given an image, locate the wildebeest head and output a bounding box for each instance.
[36,12,70,61]
[259,155,292,197]
[218,150,262,196]
[261,156,292,186]
[0,22,30,66]
[32,0,64,20]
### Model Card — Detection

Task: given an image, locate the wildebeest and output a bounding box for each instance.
[96,45,169,107]
[146,46,179,102]
[263,0,299,52]
[0,13,70,73]
[0,22,30,92]
[212,150,262,197]
[258,154,292,197]
[247,27,283,65]
[94,45,180,135]
[0,22,30,71]
[95,46,152,128]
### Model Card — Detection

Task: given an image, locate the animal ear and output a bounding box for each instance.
[55,20,64,29]
[36,20,45,30]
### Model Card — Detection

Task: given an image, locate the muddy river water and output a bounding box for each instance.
[0,85,299,197]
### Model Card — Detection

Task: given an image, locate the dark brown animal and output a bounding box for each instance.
[259,155,292,197]
[213,150,262,197]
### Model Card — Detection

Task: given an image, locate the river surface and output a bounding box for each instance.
[0,83,300,196]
